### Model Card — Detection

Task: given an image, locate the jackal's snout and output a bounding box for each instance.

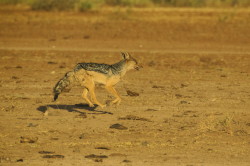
[134,64,143,70]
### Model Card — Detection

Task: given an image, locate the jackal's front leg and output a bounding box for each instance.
[105,86,121,105]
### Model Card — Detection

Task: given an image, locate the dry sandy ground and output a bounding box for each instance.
[0,6,250,166]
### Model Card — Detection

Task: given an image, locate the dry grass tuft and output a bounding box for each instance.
[198,114,235,135]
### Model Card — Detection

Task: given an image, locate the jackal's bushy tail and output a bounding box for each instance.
[53,71,76,101]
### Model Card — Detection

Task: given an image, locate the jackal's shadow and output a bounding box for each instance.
[37,104,113,115]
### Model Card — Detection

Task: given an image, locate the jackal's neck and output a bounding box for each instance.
[110,59,127,76]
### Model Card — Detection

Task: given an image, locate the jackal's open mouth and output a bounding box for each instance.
[135,65,142,70]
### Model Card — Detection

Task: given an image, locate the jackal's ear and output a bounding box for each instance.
[121,52,130,60]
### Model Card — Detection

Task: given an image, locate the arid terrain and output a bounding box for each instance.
[0,6,250,166]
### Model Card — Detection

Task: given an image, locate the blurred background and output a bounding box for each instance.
[1,0,250,52]
[1,1,250,165]
[1,0,250,11]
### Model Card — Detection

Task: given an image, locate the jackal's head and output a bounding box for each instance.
[121,52,142,71]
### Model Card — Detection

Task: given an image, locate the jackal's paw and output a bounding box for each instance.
[99,104,106,108]
[111,99,121,105]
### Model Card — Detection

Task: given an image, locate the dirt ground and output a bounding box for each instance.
[0,6,250,166]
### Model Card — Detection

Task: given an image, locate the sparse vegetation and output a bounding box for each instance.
[0,0,21,5]
[76,0,93,12]
[0,0,250,11]
[198,115,240,135]
[104,0,152,7]
[31,0,77,11]
[152,0,250,7]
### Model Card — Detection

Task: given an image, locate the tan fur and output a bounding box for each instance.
[53,52,141,108]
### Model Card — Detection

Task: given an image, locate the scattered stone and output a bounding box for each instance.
[79,134,85,139]
[126,90,139,97]
[75,113,87,119]
[94,159,103,162]
[221,74,227,77]
[152,85,165,89]
[83,35,90,39]
[110,123,128,130]
[183,110,196,115]
[48,38,56,42]
[85,154,108,159]
[180,100,190,104]
[207,148,213,152]
[145,108,158,112]
[16,159,23,162]
[38,151,55,154]
[123,159,131,163]
[180,83,189,88]
[175,94,183,98]
[180,100,188,104]
[42,155,64,159]
[31,118,43,121]
[119,115,151,122]
[59,64,66,68]
[51,137,59,140]
[11,76,19,79]
[95,147,110,150]
[20,136,38,143]
[63,36,71,40]
[19,97,30,100]
[27,123,38,127]
[47,61,57,64]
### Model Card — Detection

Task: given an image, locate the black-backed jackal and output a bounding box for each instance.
[53,52,141,108]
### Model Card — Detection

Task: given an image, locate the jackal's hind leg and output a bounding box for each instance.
[84,82,106,108]
[105,86,121,105]
[88,88,106,108]
[82,88,94,107]
[80,75,106,108]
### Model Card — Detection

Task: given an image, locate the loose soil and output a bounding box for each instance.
[0,6,250,166]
